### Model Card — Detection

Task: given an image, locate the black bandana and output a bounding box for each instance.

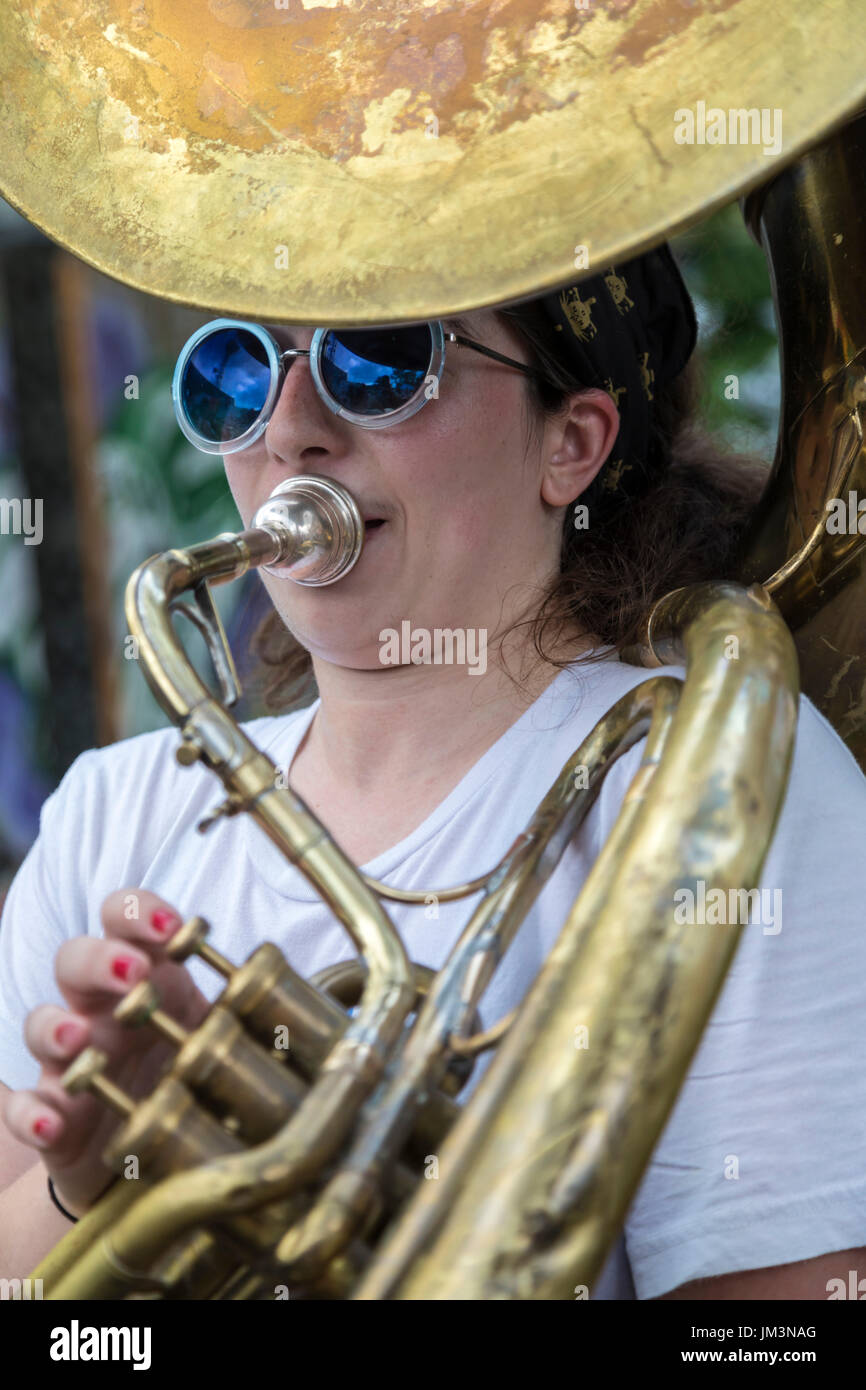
[535,243,697,506]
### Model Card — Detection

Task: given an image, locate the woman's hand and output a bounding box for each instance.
[0,890,210,1215]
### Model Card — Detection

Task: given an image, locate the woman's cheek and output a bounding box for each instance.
[221,468,249,525]
[222,451,270,526]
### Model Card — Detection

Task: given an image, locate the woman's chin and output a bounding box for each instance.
[282,626,402,671]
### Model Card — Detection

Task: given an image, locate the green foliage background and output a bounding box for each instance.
[675,201,779,457]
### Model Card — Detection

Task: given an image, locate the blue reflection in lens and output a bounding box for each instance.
[320,327,431,416]
[182,329,271,442]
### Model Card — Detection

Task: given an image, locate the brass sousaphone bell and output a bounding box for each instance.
[1,0,865,1298]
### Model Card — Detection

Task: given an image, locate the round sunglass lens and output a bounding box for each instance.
[320,326,432,416]
[181,327,272,443]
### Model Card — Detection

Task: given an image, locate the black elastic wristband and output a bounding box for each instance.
[47,1176,79,1223]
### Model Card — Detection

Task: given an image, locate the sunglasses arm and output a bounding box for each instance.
[446,332,548,383]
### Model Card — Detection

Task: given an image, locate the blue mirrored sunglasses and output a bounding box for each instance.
[172,318,545,454]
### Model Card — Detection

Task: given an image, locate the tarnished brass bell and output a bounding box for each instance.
[1,1,864,325]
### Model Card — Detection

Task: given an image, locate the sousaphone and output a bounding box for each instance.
[1,0,865,1299]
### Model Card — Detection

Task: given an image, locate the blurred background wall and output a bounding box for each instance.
[0,193,778,903]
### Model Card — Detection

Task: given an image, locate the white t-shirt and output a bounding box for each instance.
[1,653,865,1299]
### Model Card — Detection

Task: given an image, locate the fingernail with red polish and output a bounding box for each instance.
[150,909,180,935]
[32,1117,53,1143]
[112,955,139,983]
[54,1022,81,1051]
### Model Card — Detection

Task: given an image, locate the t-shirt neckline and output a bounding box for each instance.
[239,661,598,901]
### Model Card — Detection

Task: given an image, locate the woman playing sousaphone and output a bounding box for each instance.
[1,238,865,1298]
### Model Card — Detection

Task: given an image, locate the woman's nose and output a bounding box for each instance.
[264,336,338,458]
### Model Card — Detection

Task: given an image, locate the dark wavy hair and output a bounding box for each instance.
[248,299,769,712]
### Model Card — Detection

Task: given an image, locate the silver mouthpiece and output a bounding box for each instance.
[251,474,364,586]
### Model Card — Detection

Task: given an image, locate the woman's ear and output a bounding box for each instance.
[540,388,621,508]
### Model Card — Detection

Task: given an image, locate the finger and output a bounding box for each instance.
[100,889,185,950]
[54,936,152,1015]
[4,1078,120,1209]
[53,937,208,1066]
[2,1087,68,1153]
[18,1010,117,1130]
[103,889,214,1027]
[99,890,208,1029]
[22,1004,91,1071]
